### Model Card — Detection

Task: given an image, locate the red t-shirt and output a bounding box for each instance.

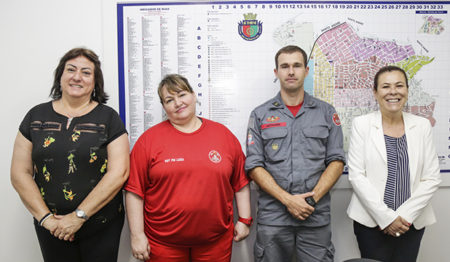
[286,101,303,117]
[125,118,249,247]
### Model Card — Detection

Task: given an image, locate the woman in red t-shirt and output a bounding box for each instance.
[125,74,252,262]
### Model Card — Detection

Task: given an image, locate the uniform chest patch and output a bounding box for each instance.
[208,150,222,163]
[266,115,280,122]
[332,113,341,126]
[261,122,286,129]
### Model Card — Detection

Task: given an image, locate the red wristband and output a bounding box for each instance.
[238,217,253,227]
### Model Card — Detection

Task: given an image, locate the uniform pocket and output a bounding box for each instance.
[254,242,265,259]
[261,127,287,162]
[302,125,328,159]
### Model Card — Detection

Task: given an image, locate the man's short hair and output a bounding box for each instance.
[275,45,308,69]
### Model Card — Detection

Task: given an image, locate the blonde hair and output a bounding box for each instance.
[157,74,194,104]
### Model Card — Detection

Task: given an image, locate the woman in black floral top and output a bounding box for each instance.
[11,48,129,262]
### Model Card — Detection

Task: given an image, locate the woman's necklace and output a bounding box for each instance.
[61,99,91,129]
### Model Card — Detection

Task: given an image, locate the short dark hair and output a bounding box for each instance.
[50,47,108,104]
[157,74,194,104]
[275,45,308,69]
[373,65,409,91]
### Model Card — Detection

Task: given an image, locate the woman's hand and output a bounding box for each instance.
[51,213,84,241]
[130,232,150,261]
[41,215,58,235]
[234,184,251,241]
[383,216,410,237]
[126,192,150,261]
[233,221,250,242]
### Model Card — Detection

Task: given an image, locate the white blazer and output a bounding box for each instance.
[346,111,441,230]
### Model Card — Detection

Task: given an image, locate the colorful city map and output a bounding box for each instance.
[274,20,439,150]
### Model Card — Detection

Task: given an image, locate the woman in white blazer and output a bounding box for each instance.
[347,66,441,262]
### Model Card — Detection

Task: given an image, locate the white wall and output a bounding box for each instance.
[1,1,103,261]
[1,1,449,261]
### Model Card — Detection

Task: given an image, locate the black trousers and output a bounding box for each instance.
[353,221,425,262]
[34,213,124,262]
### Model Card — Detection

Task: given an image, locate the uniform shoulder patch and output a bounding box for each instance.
[247,133,254,146]
[332,113,341,126]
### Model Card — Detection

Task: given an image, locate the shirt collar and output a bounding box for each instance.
[270,91,317,109]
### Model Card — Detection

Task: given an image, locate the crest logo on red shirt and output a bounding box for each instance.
[332,113,341,126]
[266,116,280,122]
[208,150,222,163]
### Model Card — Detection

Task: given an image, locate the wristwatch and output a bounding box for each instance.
[305,196,316,207]
[75,208,89,221]
[238,217,254,227]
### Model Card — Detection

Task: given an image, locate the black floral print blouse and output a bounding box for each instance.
[19,101,127,237]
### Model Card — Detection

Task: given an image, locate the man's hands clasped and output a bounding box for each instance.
[284,192,315,221]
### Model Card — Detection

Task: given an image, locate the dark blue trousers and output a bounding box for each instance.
[353,221,425,262]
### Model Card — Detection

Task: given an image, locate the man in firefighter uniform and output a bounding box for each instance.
[245,45,345,262]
